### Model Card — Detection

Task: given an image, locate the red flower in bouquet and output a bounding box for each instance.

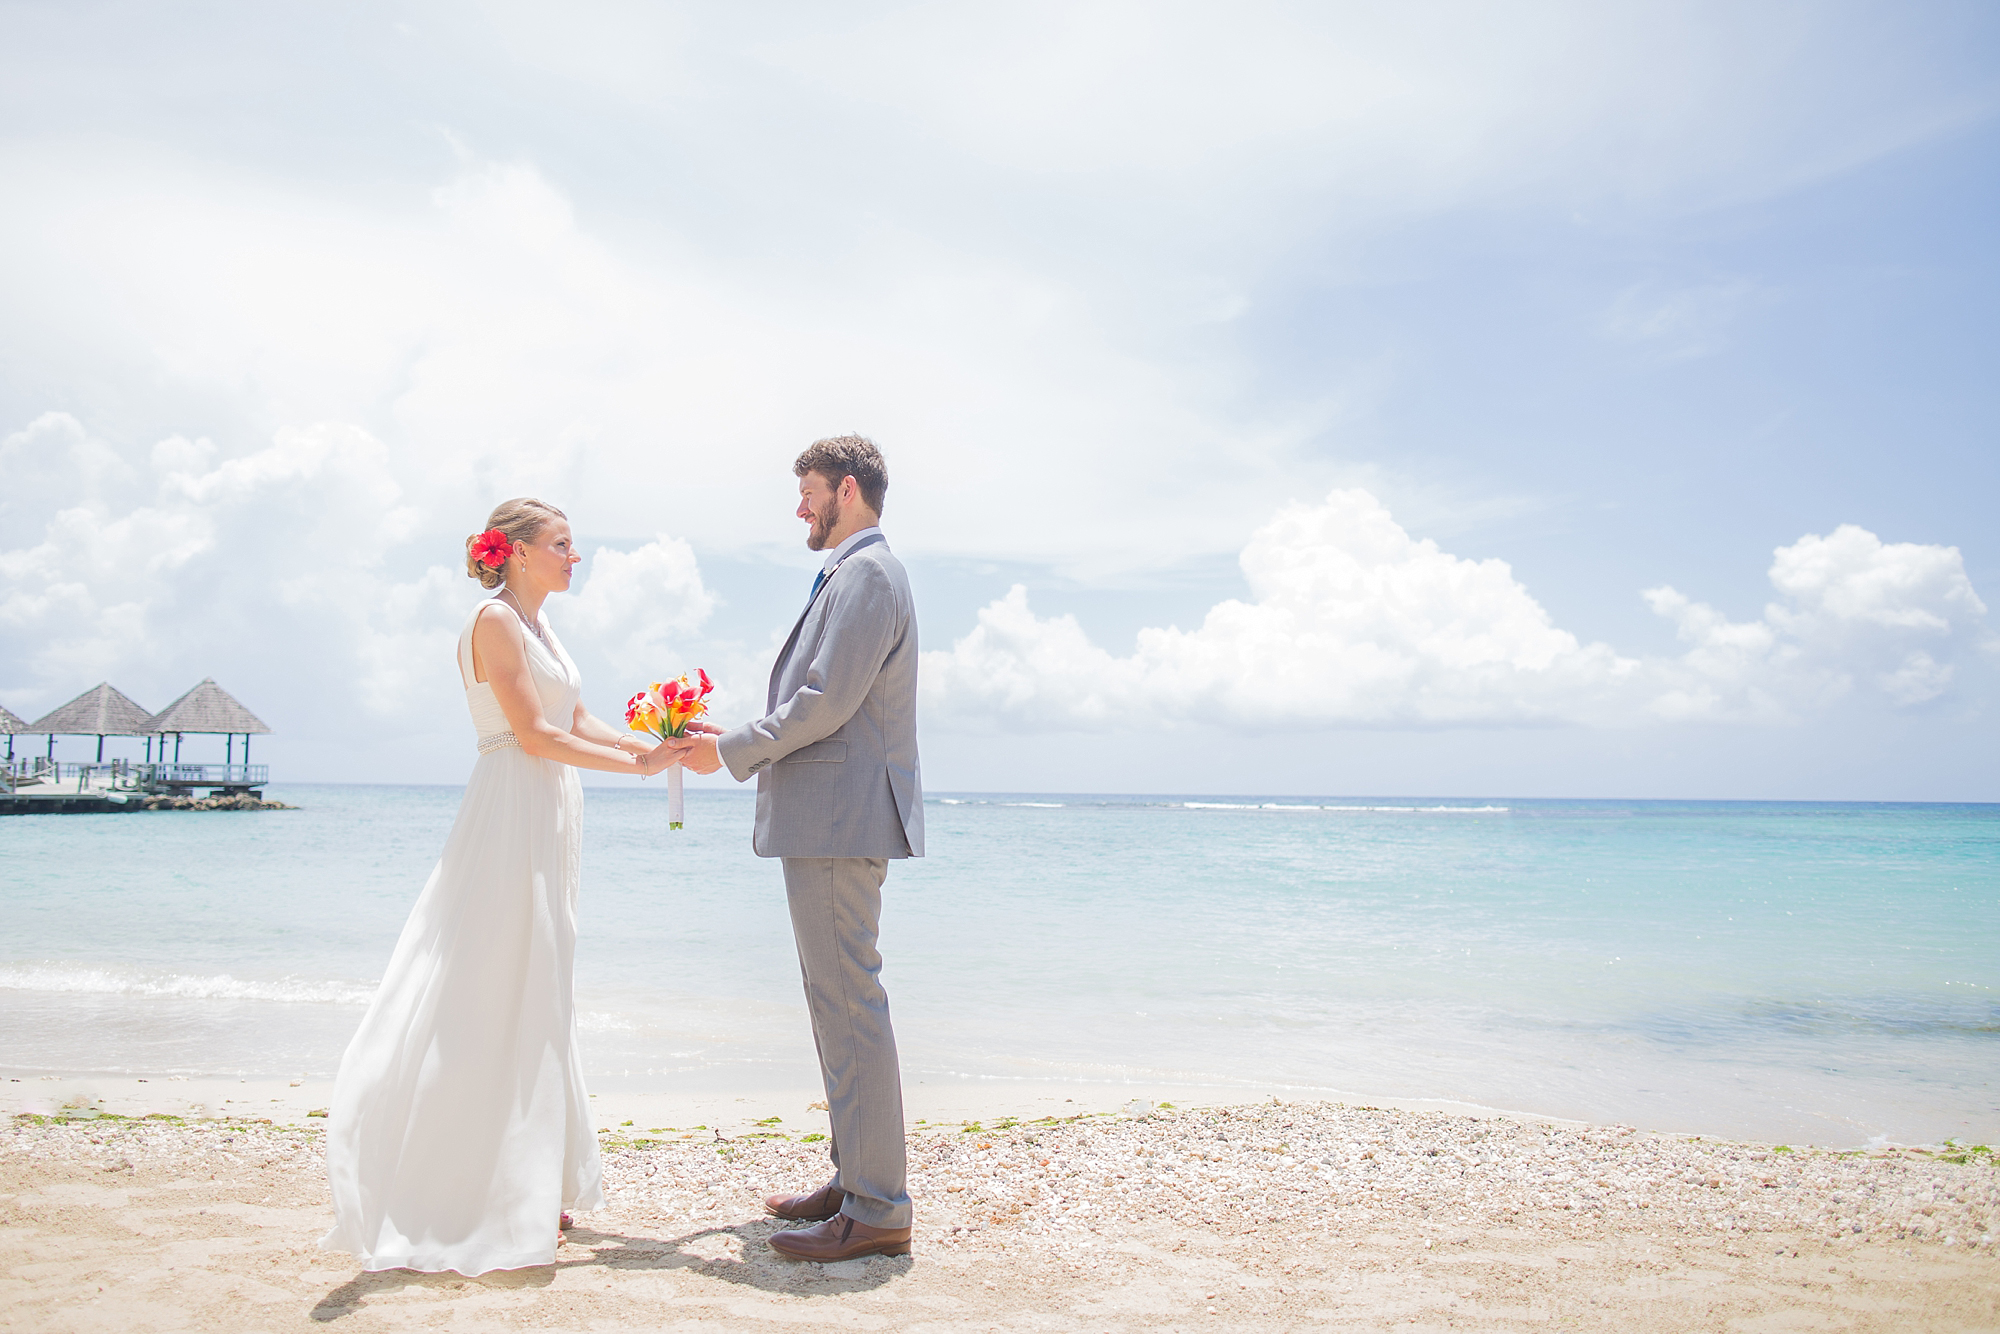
[624,690,661,733]
[626,669,715,830]
[629,672,713,740]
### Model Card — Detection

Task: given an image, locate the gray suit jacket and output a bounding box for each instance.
[716,532,925,859]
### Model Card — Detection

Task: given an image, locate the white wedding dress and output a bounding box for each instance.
[321,598,604,1274]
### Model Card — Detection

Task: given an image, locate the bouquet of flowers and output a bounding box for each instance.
[625,670,713,829]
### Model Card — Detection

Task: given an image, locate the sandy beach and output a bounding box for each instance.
[4,1080,1996,1332]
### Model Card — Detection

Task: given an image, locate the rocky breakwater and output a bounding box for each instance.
[135,793,295,811]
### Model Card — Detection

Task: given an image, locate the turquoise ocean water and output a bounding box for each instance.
[2,786,1995,1147]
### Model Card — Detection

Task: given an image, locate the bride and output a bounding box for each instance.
[321,497,678,1275]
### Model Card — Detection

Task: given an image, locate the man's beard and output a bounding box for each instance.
[806,493,842,551]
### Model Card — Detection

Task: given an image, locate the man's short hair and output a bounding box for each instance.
[794,435,889,515]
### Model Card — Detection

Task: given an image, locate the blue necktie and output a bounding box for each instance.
[809,567,828,604]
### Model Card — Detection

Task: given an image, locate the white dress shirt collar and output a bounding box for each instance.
[822,525,883,571]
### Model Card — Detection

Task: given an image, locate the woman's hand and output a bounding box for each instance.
[614,734,655,756]
[635,744,681,777]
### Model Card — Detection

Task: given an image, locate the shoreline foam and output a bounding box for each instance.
[6,1067,1980,1156]
[5,1070,1564,1144]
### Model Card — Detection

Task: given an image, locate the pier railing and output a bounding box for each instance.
[147,763,269,790]
[4,756,68,793]
[4,757,47,792]
[2,759,268,795]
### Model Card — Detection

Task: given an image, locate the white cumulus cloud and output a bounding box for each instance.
[1646,524,1989,715]
[0,415,722,749]
[565,537,718,681]
[6,416,1989,781]
[923,490,1990,731]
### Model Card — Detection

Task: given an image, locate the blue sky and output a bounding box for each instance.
[2,2,1996,797]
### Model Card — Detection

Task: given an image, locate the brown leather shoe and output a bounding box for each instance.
[764,1182,844,1222]
[767,1213,912,1261]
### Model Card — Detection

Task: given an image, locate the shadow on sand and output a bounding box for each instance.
[311,1217,911,1320]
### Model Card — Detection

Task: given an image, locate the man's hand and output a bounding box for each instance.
[665,732,724,775]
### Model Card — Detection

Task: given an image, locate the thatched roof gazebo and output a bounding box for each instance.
[150,678,271,764]
[0,704,24,762]
[28,683,158,762]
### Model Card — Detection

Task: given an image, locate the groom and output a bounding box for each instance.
[668,434,924,1261]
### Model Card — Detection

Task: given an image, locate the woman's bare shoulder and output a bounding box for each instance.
[472,600,525,645]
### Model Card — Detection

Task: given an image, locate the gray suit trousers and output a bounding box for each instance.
[782,855,910,1229]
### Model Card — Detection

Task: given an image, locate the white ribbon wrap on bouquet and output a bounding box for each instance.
[667,766,684,828]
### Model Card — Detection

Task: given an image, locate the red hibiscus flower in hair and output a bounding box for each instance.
[471,529,513,568]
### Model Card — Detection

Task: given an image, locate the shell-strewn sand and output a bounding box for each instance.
[4,1100,1996,1331]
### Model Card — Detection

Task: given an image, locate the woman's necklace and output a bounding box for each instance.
[499,588,552,649]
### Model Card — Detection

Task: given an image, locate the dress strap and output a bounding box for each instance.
[459,600,506,689]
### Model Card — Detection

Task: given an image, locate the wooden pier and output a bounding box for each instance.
[1,760,275,814]
[1,679,280,814]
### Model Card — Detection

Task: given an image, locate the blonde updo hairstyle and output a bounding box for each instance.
[465,497,568,591]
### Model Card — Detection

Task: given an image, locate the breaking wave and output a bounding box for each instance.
[0,964,372,1006]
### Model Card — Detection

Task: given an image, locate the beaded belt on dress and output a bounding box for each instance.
[477,731,520,755]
